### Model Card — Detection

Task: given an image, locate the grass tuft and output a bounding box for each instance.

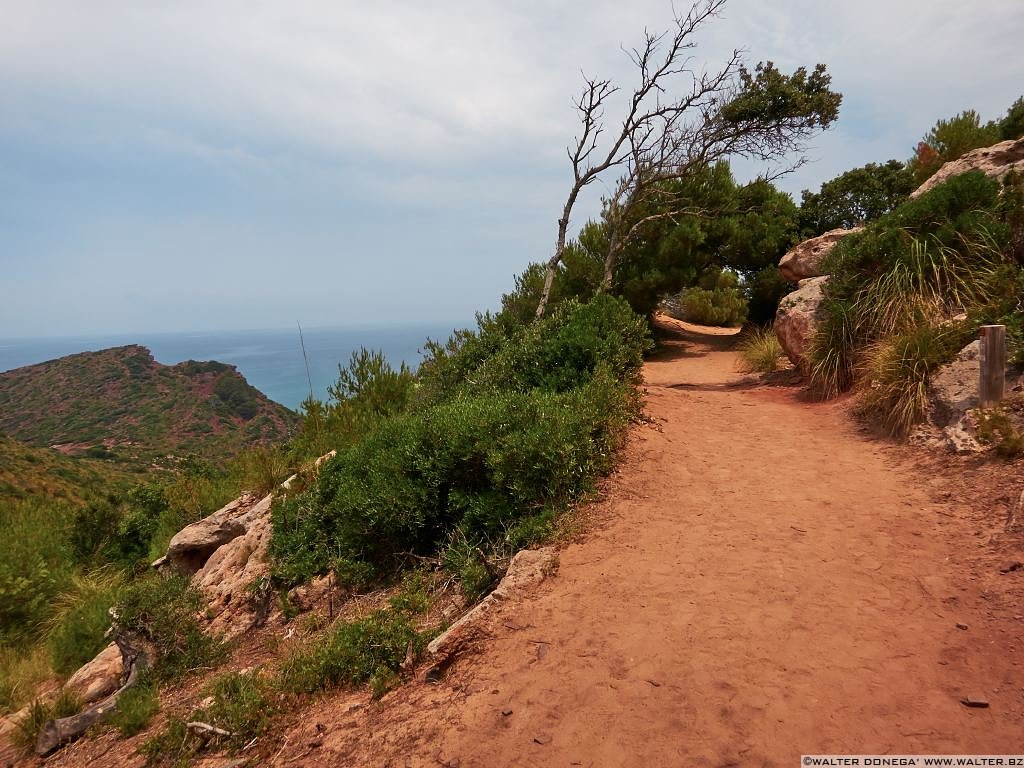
[736,327,785,373]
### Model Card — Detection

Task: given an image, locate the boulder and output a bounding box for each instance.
[192,493,275,639]
[778,227,861,282]
[928,341,981,426]
[912,136,1024,198]
[63,643,123,704]
[774,276,828,371]
[165,495,254,574]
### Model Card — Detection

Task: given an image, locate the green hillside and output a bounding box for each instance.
[0,435,141,506]
[0,345,299,462]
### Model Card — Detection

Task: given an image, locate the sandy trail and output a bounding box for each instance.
[293,315,1022,767]
[28,316,1019,768]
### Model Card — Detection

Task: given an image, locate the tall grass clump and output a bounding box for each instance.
[46,568,124,676]
[806,170,1024,430]
[736,327,784,373]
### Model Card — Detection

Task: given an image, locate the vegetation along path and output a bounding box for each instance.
[280,315,1022,766]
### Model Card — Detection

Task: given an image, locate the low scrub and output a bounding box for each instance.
[281,608,427,698]
[11,689,82,753]
[114,574,224,681]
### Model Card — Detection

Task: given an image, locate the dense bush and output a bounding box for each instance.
[271,296,649,587]
[281,609,426,697]
[0,499,73,648]
[679,269,749,327]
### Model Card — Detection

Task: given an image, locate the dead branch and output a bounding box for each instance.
[36,624,152,756]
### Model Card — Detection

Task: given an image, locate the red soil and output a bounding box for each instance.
[277,315,1023,766]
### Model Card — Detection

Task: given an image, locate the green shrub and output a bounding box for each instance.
[977,408,1024,458]
[272,297,647,586]
[231,444,291,496]
[281,609,425,697]
[0,644,51,715]
[855,324,970,435]
[141,717,192,767]
[114,574,224,681]
[108,675,159,736]
[197,671,275,748]
[808,171,1015,399]
[272,373,636,585]
[736,327,785,373]
[679,269,749,327]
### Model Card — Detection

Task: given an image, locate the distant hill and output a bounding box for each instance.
[0,345,299,461]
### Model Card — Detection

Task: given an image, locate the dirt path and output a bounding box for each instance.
[31,317,1020,768]
[265,316,1018,766]
[279,316,1023,766]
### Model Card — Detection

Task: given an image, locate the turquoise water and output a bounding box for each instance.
[0,323,466,410]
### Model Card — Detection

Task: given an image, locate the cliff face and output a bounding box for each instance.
[0,345,298,460]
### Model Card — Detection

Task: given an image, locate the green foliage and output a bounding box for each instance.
[141,717,192,767]
[856,325,971,435]
[195,671,275,748]
[744,266,792,326]
[0,498,73,647]
[679,269,749,327]
[799,160,915,236]
[719,61,841,132]
[11,689,83,753]
[999,96,1024,140]
[976,406,1024,459]
[291,349,415,463]
[281,609,426,697]
[910,109,1002,184]
[47,570,123,676]
[736,327,785,373]
[0,644,51,715]
[212,373,259,421]
[114,574,224,681]
[108,675,159,736]
[807,169,1022,432]
[272,297,647,587]
[231,443,291,496]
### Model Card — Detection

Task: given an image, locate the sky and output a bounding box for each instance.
[1,0,1022,337]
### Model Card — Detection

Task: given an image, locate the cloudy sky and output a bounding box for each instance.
[1,0,1022,337]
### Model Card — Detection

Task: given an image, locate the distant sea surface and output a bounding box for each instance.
[0,323,466,411]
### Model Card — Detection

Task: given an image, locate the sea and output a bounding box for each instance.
[0,323,468,411]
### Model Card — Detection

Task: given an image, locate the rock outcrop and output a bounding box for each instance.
[778,227,861,282]
[774,276,828,371]
[912,136,1024,198]
[63,643,123,705]
[165,495,255,574]
[426,547,557,669]
[928,341,982,427]
[192,493,275,638]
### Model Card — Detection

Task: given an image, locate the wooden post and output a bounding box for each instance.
[979,325,1006,408]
